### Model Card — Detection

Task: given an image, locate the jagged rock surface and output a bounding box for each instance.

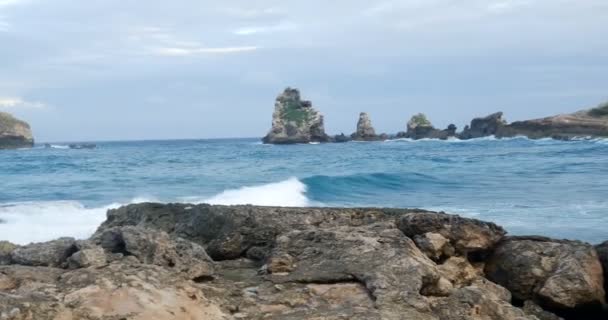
[262,88,329,144]
[0,204,603,319]
[399,113,457,140]
[459,112,508,139]
[0,112,34,149]
[351,112,383,141]
[485,236,606,311]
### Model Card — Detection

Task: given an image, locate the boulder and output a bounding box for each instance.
[93,226,214,280]
[0,112,34,149]
[485,236,606,311]
[67,247,106,269]
[459,112,507,139]
[0,241,18,265]
[397,211,506,255]
[262,87,330,144]
[351,112,382,141]
[10,238,77,268]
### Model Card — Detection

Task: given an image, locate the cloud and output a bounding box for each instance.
[234,22,297,36]
[0,97,46,109]
[154,46,258,56]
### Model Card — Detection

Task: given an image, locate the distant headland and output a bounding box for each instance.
[263,87,608,144]
[0,112,34,149]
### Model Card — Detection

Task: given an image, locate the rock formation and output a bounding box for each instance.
[2,203,606,319]
[262,88,330,144]
[0,112,34,149]
[398,113,457,140]
[351,112,385,141]
[459,112,507,139]
[459,103,608,140]
[486,236,605,311]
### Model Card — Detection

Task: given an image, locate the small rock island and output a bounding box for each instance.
[0,112,34,149]
[262,88,330,144]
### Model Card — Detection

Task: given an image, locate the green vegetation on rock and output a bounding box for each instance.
[0,112,25,130]
[281,100,311,125]
[589,102,608,117]
[410,113,432,127]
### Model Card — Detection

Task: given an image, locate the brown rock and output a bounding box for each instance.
[485,236,606,310]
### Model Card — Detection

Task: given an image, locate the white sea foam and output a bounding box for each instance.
[199,177,311,207]
[0,197,158,245]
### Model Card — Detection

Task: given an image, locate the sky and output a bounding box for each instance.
[0,0,607,142]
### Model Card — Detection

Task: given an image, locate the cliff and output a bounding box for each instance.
[0,112,34,149]
[1,204,606,319]
[262,88,330,144]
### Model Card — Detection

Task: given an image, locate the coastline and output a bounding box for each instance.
[0,203,606,319]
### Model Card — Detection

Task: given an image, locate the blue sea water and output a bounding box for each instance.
[1,137,607,245]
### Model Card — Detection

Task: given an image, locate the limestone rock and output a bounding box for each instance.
[402,113,457,140]
[351,112,382,141]
[0,112,34,149]
[502,107,608,139]
[397,211,506,255]
[67,247,106,269]
[459,112,507,139]
[93,226,214,280]
[594,241,608,298]
[485,236,606,310]
[262,87,330,144]
[413,232,453,261]
[0,241,18,265]
[10,238,77,268]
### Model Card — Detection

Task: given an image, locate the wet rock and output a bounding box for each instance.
[262,87,330,144]
[10,238,77,268]
[0,112,34,149]
[485,236,606,310]
[397,211,506,255]
[594,241,608,297]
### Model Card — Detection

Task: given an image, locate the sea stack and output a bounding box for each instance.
[262,88,329,144]
[459,112,507,139]
[351,112,383,141]
[0,111,34,149]
[401,113,456,140]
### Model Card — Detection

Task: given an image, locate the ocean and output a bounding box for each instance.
[1,137,607,245]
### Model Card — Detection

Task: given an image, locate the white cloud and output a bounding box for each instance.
[0,97,46,109]
[234,22,297,36]
[154,46,258,56]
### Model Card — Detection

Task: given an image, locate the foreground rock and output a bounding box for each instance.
[262,88,330,144]
[486,236,605,311]
[1,204,604,319]
[0,112,34,149]
[398,113,457,140]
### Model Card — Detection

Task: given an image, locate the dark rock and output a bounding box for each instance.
[485,236,606,311]
[262,87,330,144]
[10,238,77,268]
[459,112,507,139]
[397,211,506,255]
[332,132,351,143]
[0,112,34,149]
[523,300,564,320]
[500,109,608,140]
[596,241,608,297]
[68,143,96,149]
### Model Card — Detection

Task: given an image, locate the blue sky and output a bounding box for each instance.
[0,0,607,142]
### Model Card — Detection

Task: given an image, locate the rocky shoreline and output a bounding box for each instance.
[263,88,608,144]
[1,204,606,319]
[0,112,34,149]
